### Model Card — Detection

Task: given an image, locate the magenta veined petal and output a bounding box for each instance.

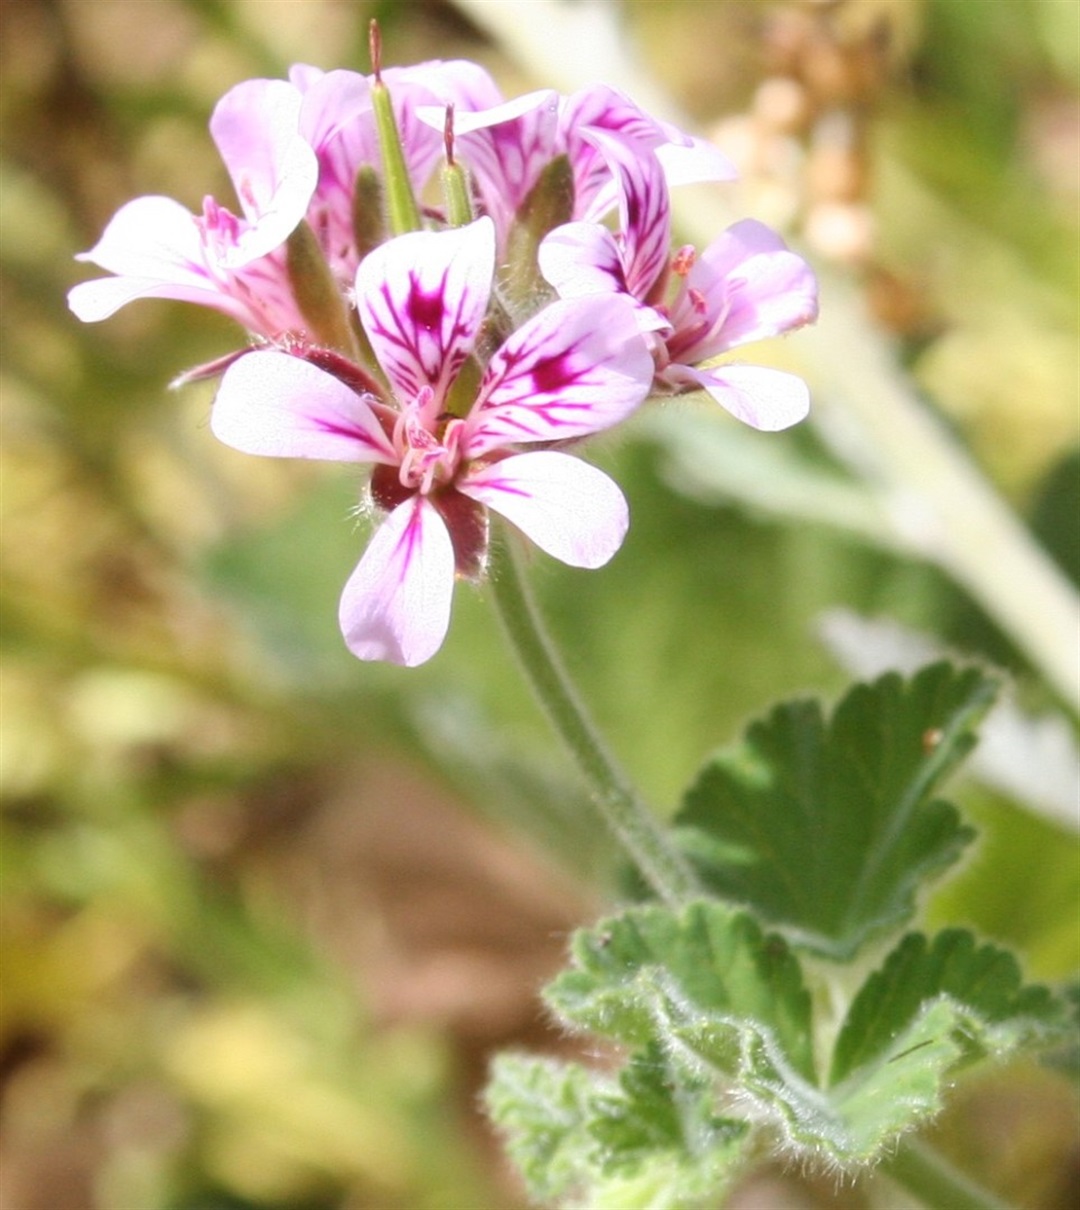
[582,129,671,302]
[338,496,455,666]
[461,451,629,569]
[689,230,819,352]
[355,218,495,406]
[467,295,653,453]
[666,363,811,432]
[211,350,396,463]
[68,196,255,325]
[538,221,627,299]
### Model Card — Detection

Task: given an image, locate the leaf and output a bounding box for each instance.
[485,1055,598,1206]
[524,905,1067,1173]
[545,902,836,1163]
[485,1048,749,1210]
[831,929,1063,1083]
[673,662,998,959]
[819,930,1066,1161]
[547,901,815,1083]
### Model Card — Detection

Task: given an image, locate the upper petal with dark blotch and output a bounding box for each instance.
[467,295,653,453]
[355,219,495,406]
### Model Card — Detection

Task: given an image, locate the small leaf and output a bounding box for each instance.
[485,1055,597,1205]
[485,1048,749,1210]
[816,930,1067,1161]
[547,901,815,1083]
[831,929,1063,1083]
[674,662,997,958]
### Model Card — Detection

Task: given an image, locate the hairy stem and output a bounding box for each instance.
[882,1139,1015,1210]
[488,535,699,906]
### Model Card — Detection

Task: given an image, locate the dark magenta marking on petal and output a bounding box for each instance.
[529,350,574,394]
[435,489,488,579]
[370,463,413,511]
[406,282,446,333]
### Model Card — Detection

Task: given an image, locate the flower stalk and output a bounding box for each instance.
[488,530,700,906]
[882,1139,1015,1210]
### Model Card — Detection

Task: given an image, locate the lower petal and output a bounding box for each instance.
[461,451,628,569]
[338,496,455,666]
[666,363,811,431]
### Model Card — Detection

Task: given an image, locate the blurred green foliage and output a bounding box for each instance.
[2,1,1076,1207]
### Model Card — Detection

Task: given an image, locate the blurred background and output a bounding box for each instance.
[2,1,1077,1206]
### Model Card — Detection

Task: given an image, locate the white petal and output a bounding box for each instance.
[68,274,247,325]
[538,222,626,299]
[339,496,455,666]
[355,219,495,404]
[461,451,628,568]
[74,195,207,279]
[655,138,738,186]
[422,89,555,135]
[468,294,653,452]
[669,363,811,431]
[211,350,395,462]
[210,79,317,264]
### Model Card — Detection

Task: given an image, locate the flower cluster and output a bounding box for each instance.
[70,46,818,666]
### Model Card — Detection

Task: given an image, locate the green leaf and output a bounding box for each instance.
[819,930,1066,1161]
[832,929,1064,1083]
[545,902,838,1164]
[485,1055,597,1206]
[524,905,1066,1173]
[673,662,998,959]
[485,1048,749,1210]
[547,901,815,1083]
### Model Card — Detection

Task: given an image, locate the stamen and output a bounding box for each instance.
[671,245,696,277]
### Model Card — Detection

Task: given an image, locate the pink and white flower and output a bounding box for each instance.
[539,131,819,431]
[69,78,318,339]
[211,218,653,666]
[289,60,503,282]
[423,82,735,250]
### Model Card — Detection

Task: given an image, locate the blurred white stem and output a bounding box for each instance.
[453,0,1080,713]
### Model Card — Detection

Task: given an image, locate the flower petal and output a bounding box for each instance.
[461,451,628,568]
[686,220,819,352]
[69,195,255,325]
[339,496,454,665]
[210,79,317,265]
[355,218,495,405]
[654,138,738,186]
[72,195,207,278]
[665,363,811,431]
[211,350,395,462]
[582,130,671,301]
[68,271,240,325]
[467,295,652,452]
[538,221,627,299]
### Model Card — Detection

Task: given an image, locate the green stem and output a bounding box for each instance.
[488,535,700,907]
[882,1139,1015,1210]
